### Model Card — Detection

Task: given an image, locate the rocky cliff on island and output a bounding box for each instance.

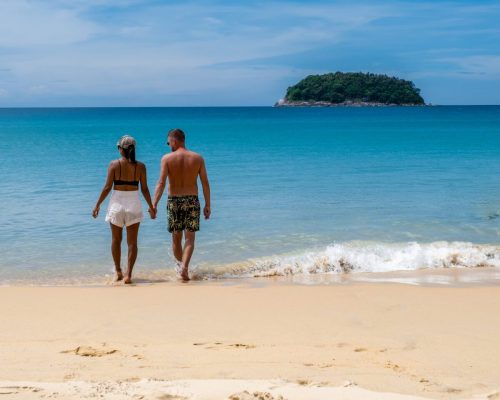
[275,72,425,107]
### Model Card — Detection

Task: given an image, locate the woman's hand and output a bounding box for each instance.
[148,207,157,219]
[92,206,100,218]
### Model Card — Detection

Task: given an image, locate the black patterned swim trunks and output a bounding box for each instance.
[167,195,200,233]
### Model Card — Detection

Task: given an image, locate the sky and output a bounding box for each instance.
[0,0,499,106]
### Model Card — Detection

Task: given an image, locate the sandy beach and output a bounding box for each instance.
[1,280,499,399]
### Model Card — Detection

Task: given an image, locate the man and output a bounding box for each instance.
[153,128,211,281]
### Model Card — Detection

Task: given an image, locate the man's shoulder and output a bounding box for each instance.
[187,150,203,160]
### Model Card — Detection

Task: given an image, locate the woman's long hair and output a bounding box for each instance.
[123,145,136,163]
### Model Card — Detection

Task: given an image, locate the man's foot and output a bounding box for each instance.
[124,276,133,284]
[180,267,190,282]
[115,270,123,281]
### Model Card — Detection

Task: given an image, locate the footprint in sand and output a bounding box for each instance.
[379,360,434,387]
[229,343,256,349]
[61,345,118,357]
[303,362,333,368]
[354,347,367,352]
[0,386,43,395]
[403,343,417,351]
[442,387,462,394]
[157,394,189,400]
[229,391,285,400]
[384,360,404,372]
[193,342,256,350]
[488,392,500,400]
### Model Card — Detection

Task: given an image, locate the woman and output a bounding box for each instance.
[92,135,156,284]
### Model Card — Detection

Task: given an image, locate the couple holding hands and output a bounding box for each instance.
[92,128,211,283]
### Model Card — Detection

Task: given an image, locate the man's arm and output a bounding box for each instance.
[153,155,169,211]
[199,157,211,219]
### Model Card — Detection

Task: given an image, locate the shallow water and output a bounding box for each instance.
[1,106,499,283]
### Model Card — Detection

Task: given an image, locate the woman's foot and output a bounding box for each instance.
[174,260,182,275]
[115,270,123,281]
[124,268,133,284]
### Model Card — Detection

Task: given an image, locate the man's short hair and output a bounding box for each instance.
[168,128,185,142]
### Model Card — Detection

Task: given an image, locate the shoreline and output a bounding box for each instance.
[273,100,428,107]
[1,282,499,399]
[1,266,499,288]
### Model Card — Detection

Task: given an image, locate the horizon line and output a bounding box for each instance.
[1,104,500,109]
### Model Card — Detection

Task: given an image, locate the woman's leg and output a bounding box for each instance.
[110,223,123,281]
[124,222,140,284]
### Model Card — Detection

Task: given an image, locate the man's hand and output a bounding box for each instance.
[92,206,100,218]
[203,205,211,220]
[148,207,157,219]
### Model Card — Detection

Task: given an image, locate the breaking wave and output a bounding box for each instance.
[192,241,500,279]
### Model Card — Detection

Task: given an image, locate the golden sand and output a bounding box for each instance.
[0,281,499,399]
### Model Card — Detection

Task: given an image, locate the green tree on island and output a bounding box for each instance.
[285,72,425,105]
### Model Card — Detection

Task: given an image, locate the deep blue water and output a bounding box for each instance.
[0,106,499,283]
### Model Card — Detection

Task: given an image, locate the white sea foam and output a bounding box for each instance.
[192,241,500,279]
[2,241,499,286]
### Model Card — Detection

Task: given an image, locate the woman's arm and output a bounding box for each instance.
[139,163,156,219]
[92,161,115,218]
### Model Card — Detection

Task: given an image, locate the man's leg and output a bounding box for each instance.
[180,230,196,281]
[172,231,183,263]
[125,222,140,284]
[110,223,123,281]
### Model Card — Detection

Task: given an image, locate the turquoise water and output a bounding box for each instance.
[1,106,499,283]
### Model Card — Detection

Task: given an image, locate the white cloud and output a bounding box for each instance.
[1,1,393,90]
[27,84,49,95]
[435,55,500,78]
[0,0,99,47]
[1,1,499,105]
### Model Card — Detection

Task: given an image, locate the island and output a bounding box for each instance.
[275,72,425,107]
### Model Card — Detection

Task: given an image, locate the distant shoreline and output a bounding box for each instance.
[274,100,430,107]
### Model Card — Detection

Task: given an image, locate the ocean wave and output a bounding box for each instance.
[2,241,499,286]
[191,241,500,279]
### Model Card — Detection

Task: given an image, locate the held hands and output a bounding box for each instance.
[148,206,157,219]
[92,206,100,218]
[204,205,211,220]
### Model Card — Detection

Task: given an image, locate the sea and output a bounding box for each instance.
[1,106,499,285]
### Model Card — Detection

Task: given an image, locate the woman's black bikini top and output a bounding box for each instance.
[114,160,139,187]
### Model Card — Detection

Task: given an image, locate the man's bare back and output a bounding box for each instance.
[152,128,210,281]
[163,149,203,197]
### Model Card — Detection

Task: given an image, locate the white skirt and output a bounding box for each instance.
[105,190,144,227]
